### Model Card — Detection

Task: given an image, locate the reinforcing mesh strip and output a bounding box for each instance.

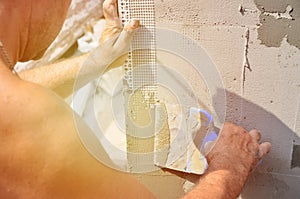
[118,0,157,103]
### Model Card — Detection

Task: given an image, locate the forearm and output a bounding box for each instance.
[182,168,247,199]
[19,42,127,99]
[19,10,137,98]
[18,53,89,98]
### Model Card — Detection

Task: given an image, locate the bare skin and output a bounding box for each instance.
[18,0,139,98]
[183,124,271,199]
[0,0,271,198]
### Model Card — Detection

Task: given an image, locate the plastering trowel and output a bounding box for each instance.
[154,104,219,175]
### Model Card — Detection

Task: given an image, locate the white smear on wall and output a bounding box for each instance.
[294,95,300,137]
[263,5,294,20]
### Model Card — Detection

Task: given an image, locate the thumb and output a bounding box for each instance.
[113,19,139,52]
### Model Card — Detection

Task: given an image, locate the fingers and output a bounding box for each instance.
[113,20,139,49]
[205,123,272,179]
[249,129,261,142]
[258,142,272,159]
[103,0,120,25]
[123,19,140,32]
[248,129,271,160]
[101,0,121,43]
[101,0,140,47]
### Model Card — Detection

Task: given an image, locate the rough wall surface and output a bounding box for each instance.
[143,0,300,198]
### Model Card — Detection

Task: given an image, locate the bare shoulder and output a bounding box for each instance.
[0,73,156,199]
[0,74,72,141]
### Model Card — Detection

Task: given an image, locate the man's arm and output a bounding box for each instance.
[0,65,157,199]
[18,54,87,98]
[19,0,139,98]
[182,123,271,199]
[18,26,137,98]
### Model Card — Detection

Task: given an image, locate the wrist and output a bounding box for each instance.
[207,150,252,180]
[201,169,246,199]
[205,151,251,198]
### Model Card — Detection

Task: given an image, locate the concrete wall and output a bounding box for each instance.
[146,0,300,198]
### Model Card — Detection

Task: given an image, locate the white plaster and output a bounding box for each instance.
[70,0,82,10]
[263,5,294,20]
[183,181,196,193]
[48,44,69,61]
[294,95,300,138]
[239,5,259,15]
[77,20,105,53]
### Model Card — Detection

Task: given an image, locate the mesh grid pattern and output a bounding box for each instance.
[118,0,157,102]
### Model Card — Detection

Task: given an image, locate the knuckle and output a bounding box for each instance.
[223,122,245,133]
[109,27,121,34]
[236,125,246,133]
[248,142,259,156]
[253,142,260,151]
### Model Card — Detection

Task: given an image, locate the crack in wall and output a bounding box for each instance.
[241,28,252,94]
[239,5,258,15]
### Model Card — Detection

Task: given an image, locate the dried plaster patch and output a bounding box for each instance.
[254,0,300,49]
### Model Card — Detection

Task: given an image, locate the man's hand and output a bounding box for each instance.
[99,0,139,59]
[74,0,139,89]
[206,122,271,176]
[183,123,271,199]
[101,0,139,42]
[205,122,271,198]
[19,0,139,97]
